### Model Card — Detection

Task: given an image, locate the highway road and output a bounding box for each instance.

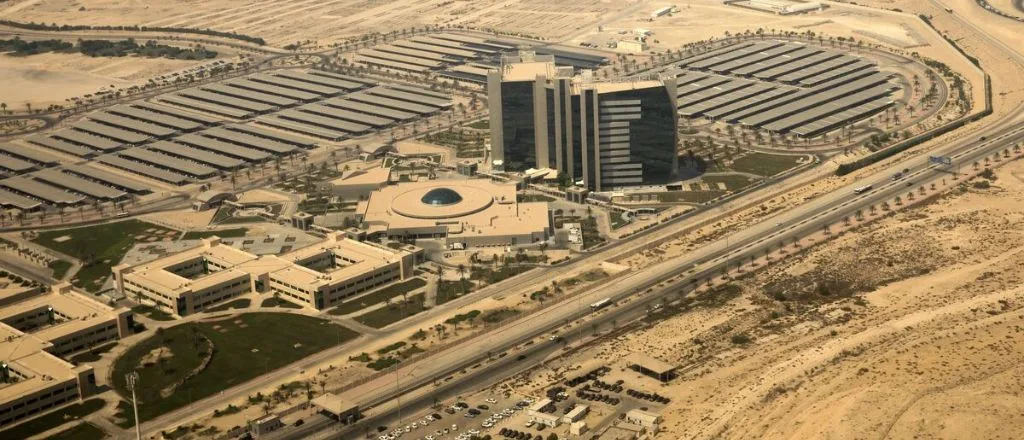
[286,105,1024,440]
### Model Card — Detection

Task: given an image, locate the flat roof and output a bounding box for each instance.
[434,33,516,51]
[731,46,821,76]
[709,43,805,74]
[365,87,451,108]
[202,126,302,154]
[27,135,97,158]
[95,154,191,185]
[356,55,432,73]
[51,129,124,151]
[411,36,492,55]
[177,89,276,113]
[87,112,178,138]
[223,79,321,101]
[345,90,437,114]
[753,50,844,80]
[0,143,62,166]
[677,80,756,109]
[130,101,224,125]
[329,167,391,187]
[687,41,785,70]
[298,103,394,127]
[255,116,348,141]
[158,94,254,119]
[740,75,893,126]
[71,121,151,145]
[0,323,81,403]
[501,60,556,82]
[119,148,219,179]
[33,168,127,200]
[374,45,454,63]
[703,86,797,120]
[763,85,896,132]
[392,40,478,59]
[107,104,204,132]
[322,99,417,121]
[0,176,84,205]
[359,180,549,239]
[63,163,151,193]
[200,83,298,107]
[679,83,776,117]
[798,61,873,87]
[624,353,676,375]
[306,70,373,86]
[676,42,756,68]
[676,75,733,99]
[775,55,859,83]
[271,71,365,91]
[225,124,316,148]
[360,49,444,68]
[270,234,403,288]
[173,133,270,162]
[147,141,245,170]
[0,154,36,173]
[247,74,343,96]
[311,393,358,415]
[277,109,372,134]
[0,187,42,210]
[793,97,893,137]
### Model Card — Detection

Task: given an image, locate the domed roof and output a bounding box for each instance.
[421,187,463,206]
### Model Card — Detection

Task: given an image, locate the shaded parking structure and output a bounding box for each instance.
[672,40,899,138]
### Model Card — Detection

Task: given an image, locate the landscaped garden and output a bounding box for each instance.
[33,220,179,292]
[111,313,358,426]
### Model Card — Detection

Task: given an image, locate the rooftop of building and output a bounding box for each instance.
[269,234,406,288]
[358,179,549,238]
[328,167,392,187]
[0,284,127,342]
[119,238,260,297]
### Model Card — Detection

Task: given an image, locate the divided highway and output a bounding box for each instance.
[288,107,1024,440]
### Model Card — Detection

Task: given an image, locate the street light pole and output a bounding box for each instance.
[126,371,142,440]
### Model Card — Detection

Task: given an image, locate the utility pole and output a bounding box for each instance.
[126,371,142,440]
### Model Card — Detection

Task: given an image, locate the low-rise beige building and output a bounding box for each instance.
[357,180,551,248]
[113,234,420,315]
[0,284,132,428]
[322,167,392,201]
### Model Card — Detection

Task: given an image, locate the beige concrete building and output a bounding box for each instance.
[0,283,133,428]
[322,167,392,201]
[357,179,550,248]
[113,234,421,315]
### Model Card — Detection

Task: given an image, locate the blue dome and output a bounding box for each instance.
[421,188,463,206]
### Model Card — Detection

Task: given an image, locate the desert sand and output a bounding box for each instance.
[0,52,201,108]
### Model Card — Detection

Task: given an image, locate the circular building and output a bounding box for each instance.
[357,180,550,248]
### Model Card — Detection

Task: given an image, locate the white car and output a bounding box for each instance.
[525,420,535,428]
[451,424,458,431]
[482,422,493,428]
[469,429,480,435]
[485,398,497,404]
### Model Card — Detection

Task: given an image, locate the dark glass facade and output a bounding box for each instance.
[499,81,537,171]
[600,87,678,187]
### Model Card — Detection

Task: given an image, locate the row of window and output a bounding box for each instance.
[0,389,77,427]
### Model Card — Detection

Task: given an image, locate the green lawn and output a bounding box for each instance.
[261,297,303,309]
[203,298,250,312]
[33,220,178,292]
[517,194,556,203]
[0,399,105,439]
[48,259,73,280]
[68,342,118,364]
[654,191,724,203]
[182,228,248,240]
[328,278,427,316]
[45,422,107,440]
[702,174,755,191]
[131,304,175,321]
[730,153,805,176]
[466,119,489,130]
[610,212,631,229]
[435,280,472,306]
[354,293,426,328]
[111,313,358,426]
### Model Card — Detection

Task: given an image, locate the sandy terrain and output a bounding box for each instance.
[500,157,1024,439]
[0,52,200,108]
